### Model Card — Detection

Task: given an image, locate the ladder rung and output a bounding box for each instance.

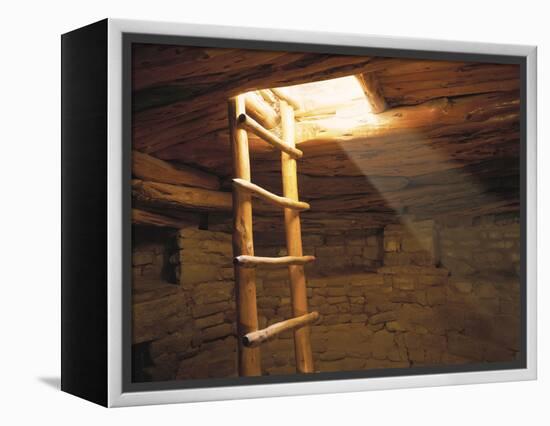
[242,312,320,348]
[233,178,310,211]
[235,255,316,268]
[237,113,303,159]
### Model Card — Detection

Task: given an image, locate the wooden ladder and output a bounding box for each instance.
[228,94,318,376]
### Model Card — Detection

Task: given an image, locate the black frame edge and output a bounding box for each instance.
[61,18,109,407]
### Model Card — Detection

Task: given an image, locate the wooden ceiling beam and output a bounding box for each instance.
[295,91,519,146]
[155,91,520,178]
[132,179,278,216]
[132,208,198,228]
[356,73,387,113]
[132,150,220,190]
[131,56,405,152]
[132,179,232,213]
[377,62,520,107]
[244,92,279,129]
[270,87,302,110]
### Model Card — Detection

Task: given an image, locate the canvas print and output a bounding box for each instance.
[130,43,522,384]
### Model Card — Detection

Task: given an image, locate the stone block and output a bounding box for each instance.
[316,246,345,258]
[351,314,368,323]
[257,296,280,309]
[320,351,346,361]
[408,347,425,363]
[370,310,397,325]
[207,359,236,378]
[451,278,473,293]
[366,235,380,247]
[319,304,338,315]
[273,352,290,367]
[389,292,417,303]
[262,285,290,297]
[150,330,193,359]
[386,321,406,332]
[133,252,154,266]
[363,245,381,260]
[350,304,364,314]
[323,314,352,325]
[325,235,346,245]
[476,281,499,299]
[384,240,401,253]
[302,234,324,246]
[347,236,366,247]
[426,287,446,306]
[192,301,232,319]
[447,332,483,361]
[327,296,347,305]
[415,290,428,306]
[318,358,366,372]
[349,273,385,287]
[440,257,477,275]
[326,286,348,296]
[384,252,411,266]
[346,246,363,257]
[181,264,221,286]
[192,281,233,305]
[483,342,516,362]
[371,330,396,360]
[393,275,415,291]
[195,312,224,329]
[201,323,234,342]
[337,303,350,313]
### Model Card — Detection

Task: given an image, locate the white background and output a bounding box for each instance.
[0,0,547,424]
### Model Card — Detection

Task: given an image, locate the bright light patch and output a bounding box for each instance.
[271,76,379,132]
[281,76,371,112]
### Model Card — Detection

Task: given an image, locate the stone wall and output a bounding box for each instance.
[132,212,521,382]
[439,214,521,277]
[132,226,238,381]
[438,214,521,362]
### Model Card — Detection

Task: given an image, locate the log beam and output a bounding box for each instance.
[132,208,198,228]
[132,179,232,212]
[244,92,279,129]
[133,150,220,190]
[243,312,320,348]
[356,73,387,113]
[156,92,519,180]
[271,87,302,110]
[296,92,520,146]
[258,89,277,105]
[377,61,520,107]
[132,179,278,215]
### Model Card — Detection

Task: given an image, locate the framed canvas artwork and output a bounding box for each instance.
[61,18,537,407]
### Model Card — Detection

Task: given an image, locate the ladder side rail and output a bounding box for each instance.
[229,95,261,377]
[280,100,316,374]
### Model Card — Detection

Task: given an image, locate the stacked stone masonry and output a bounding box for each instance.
[132,212,521,381]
